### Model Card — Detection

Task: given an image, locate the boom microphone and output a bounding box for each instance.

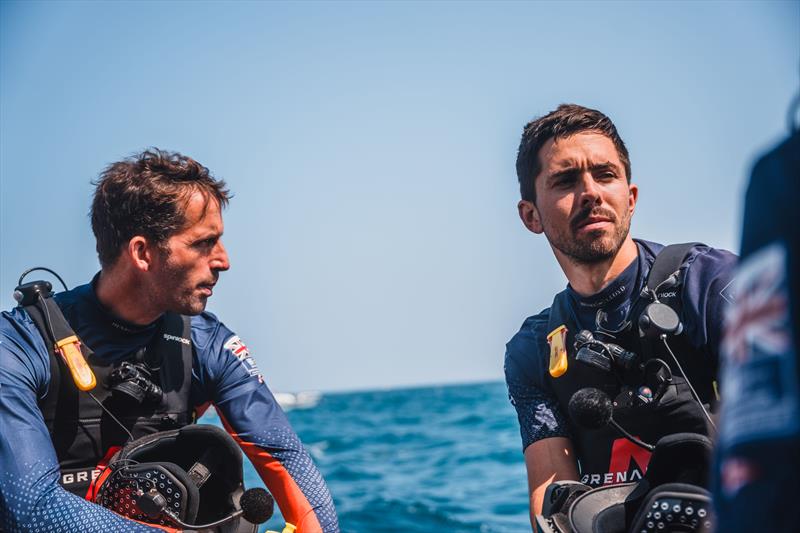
[568,387,613,429]
[152,487,274,529]
[240,487,274,524]
[568,388,655,452]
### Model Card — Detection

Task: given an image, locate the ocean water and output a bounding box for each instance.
[203,381,530,532]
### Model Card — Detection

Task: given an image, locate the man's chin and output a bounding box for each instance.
[190,299,209,315]
[173,298,208,316]
[571,249,616,264]
[561,234,622,264]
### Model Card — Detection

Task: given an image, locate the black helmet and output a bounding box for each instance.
[94,424,271,532]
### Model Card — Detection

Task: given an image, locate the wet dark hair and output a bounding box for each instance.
[516,104,631,203]
[91,148,230,267]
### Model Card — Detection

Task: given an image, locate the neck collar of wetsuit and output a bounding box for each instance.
[564,240,659,332]
[565,250,640,310]
[89,272,160,336]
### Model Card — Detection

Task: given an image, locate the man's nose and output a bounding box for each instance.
[211,240,230,272]
[578,172,602,207]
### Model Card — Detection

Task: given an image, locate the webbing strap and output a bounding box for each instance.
[645,243,702,293]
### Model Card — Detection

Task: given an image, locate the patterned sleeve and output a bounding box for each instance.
[191,313,339,533]
[504,314,571,451]
[0,310,159,532]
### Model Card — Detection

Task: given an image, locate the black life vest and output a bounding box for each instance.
[25,297,196,498]
[545,244,718,487]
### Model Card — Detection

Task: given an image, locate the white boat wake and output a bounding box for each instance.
[273,391,323,411]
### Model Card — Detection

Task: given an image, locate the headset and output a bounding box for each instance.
[94,424,273,531]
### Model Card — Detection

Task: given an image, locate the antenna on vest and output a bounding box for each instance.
[15,269,97,392]
[568,388,655,452]
[14,267,134,442]
[658,337,717,434]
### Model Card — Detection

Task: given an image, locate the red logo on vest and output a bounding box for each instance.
[580,437,652,486]
[606,437,651,485]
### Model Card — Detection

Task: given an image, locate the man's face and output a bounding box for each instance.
[519,132,638,264]
[151,191,230,315]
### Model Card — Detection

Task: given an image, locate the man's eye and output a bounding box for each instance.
[553,176,574,188]
[597,171,616,180]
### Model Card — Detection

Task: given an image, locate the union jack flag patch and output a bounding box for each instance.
[719,242,799,446]
[224,335,264,383]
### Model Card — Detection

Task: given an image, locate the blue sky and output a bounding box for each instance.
[1,1,798,392]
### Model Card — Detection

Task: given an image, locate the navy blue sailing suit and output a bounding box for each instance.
[0,279,339,532]
[714,131,800,532]
[505,239,736,483]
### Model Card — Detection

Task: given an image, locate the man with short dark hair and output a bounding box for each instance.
[0,149,339,532]
[504,104,736,527]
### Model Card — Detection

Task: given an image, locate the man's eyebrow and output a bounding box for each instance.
[191,230,223,242]
[589,162,621,172]
[548,168,578,181]
[548,161,621,180]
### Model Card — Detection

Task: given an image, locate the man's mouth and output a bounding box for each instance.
[198,283,215,297]
[577,216,612,231]
[572,210,615,232]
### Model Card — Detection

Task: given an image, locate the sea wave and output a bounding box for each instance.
[202,381,529,532]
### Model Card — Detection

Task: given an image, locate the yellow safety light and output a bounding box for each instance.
[547,325,569,378]
[55,335,96,391]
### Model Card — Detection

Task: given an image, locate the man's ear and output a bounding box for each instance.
[518,200,544,234]
[127,236,156,272]
[628,183,638,214]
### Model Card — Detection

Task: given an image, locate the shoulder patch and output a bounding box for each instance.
[719,277,737,305]
[720,242,799,447]
[223,335,264,383]
[723,243,790,363]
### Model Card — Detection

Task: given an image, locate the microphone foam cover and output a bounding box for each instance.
[240,487,274,524]
[568,387,613,430]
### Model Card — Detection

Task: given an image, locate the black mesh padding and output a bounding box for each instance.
[100,424,245,524]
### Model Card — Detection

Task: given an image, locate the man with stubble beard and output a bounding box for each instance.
[503,105,736,528]
[0,149,339,532]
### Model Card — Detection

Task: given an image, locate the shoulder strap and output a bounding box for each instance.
[25,298,86,454]
[24,295,96,384]
[153,312,194,394]
[24,297,76,349]
[547,290,573,335]
[645,242,702,293]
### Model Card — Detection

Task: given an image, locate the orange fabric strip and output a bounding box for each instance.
[219,414,323,533]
